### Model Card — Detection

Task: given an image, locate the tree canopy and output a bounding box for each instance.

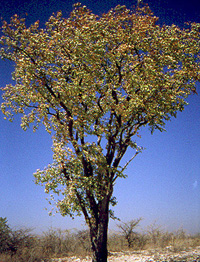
[0,3,199,261]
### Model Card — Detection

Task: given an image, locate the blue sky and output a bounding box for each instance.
[0,0,200,235]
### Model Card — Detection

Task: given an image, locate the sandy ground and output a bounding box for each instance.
[48,246,200,261]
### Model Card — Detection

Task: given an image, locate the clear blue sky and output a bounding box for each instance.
[0,0,200,235]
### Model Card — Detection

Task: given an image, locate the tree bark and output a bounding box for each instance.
[89,199,109,262]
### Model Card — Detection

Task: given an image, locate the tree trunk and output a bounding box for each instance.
[89,200,109,262]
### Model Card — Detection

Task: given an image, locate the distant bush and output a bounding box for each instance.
[0,217,11,253]
[0,217,43,261]
[0,218,200,261]
[116,219,200,252]
[117,218,143,249]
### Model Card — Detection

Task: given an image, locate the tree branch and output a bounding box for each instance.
[112,151,139,183]
[116,61,123,84]
[61,162,92,226]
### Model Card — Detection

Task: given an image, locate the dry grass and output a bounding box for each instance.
[0,220,200,262]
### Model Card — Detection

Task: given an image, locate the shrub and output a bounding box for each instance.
[0,217,12,253]
[117,218,142,248]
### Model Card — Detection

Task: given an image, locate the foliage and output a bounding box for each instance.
[1,2,199,221]
[0,218,38,260]
[0,3,199,260]
[0,217,11,253]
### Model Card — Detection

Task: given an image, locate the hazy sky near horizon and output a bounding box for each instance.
[0,0,200,234]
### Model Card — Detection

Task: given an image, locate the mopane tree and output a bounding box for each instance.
[0,3,199,262]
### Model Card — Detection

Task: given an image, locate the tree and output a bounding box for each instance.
[0,3,199,262]
[0,217,35,256]
[117,218,142,248]
[0,217,11,253]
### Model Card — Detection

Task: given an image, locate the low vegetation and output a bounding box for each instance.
[0,217,200,262]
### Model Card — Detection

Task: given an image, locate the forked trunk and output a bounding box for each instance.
[90,201,109,262]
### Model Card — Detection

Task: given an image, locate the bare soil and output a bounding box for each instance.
[47,246,200,261]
